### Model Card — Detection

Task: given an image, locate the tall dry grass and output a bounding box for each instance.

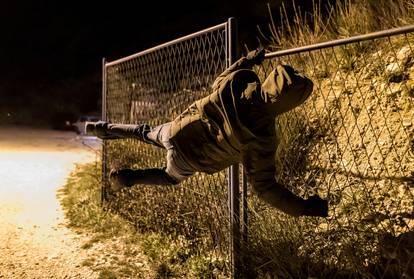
[259,0,414,50]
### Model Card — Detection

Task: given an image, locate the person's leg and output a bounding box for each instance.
[107,122,185,192]
[164,148,194,183]
[85,121,163,147]
[109,168,179,192]
[106,122,195,192]
[154,122,195,182]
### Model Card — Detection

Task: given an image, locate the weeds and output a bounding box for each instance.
[61,162,228,278]
[262,0,414,50]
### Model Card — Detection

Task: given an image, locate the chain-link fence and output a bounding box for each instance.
[102,21,237,277]
[246,26,414,278]
[102,21,414,278]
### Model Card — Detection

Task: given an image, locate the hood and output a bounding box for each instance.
[261,64,313,116]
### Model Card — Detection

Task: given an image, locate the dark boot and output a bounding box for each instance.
[85,121,121,139]
[85,121,162,147]
[107,123,163,147]
[109,168,179,192]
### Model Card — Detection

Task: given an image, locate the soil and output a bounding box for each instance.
[0,126,100,279]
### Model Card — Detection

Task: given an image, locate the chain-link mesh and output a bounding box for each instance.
[247,30,414,277]
[103,24,231,277]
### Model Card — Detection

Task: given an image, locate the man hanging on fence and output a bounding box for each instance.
[86,48,328,217]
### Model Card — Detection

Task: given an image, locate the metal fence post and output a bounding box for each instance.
[227,17,242,279]
[241,166,248,256]
[101,57,107,204]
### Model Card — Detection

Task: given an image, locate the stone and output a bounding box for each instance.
[386,62,408,83]
[386,62,400,74]
[402,119,412,127]
[387,83,402,96]
[397,46,412,65]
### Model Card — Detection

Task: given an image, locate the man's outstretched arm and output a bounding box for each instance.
[211,48,265,90]
[242,138,328,217]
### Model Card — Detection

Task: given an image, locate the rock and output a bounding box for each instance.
[397,46,412,65]
[386,62,401,74]
[387,83,402,96]
[378,140,386,146]
[402,119,412,127]
[385,47,412,83]
[386,62,408,82]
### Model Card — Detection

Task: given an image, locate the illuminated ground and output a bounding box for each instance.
[0,126,99,278]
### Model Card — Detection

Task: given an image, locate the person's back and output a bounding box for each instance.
[170,55,313,176]
[170,69,261,173]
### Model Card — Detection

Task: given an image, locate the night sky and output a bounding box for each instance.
[0,0,306,126]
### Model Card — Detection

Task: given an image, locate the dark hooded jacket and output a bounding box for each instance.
[169,56,313,216]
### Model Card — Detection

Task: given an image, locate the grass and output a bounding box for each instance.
[60,162,228,278]
[260,0,414,51]
[59,162,142,278]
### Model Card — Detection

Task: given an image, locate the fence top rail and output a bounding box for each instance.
[265,24,414,59]
[106,22,228,67]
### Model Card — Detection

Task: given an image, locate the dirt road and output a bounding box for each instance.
[0,126,100,279]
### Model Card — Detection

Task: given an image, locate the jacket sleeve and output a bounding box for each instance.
[242,137,306,217]
[211,56,258,91]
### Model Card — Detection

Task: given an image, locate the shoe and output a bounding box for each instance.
[302,195,329,217]
[85,121,120,139]
[109,169,135,192]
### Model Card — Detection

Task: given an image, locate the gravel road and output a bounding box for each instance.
[0,126,100,279]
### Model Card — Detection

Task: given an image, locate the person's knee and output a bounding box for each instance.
[169,177,181,185]
[162,168,182,185]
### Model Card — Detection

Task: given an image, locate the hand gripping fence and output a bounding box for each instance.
[102,18,242,277]
[102,21,414,278]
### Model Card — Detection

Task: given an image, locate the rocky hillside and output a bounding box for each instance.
[249,37,414,277]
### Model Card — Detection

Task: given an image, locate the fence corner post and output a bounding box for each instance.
[227,17,243,279]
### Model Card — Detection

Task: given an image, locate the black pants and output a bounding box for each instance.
[106,122,194,186]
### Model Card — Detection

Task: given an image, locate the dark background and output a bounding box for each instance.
[0,0,314,127]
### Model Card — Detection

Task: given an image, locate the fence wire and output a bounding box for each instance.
[247,30,414,278]
[103,23,231,277]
